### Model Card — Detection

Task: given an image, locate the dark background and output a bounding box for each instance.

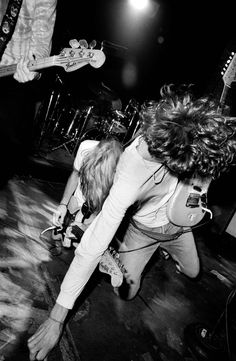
[49,0,236,108]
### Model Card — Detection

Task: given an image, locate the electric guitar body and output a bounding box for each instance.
[167,177,212,227]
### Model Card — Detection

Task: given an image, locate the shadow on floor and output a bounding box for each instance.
[1,161,236,361]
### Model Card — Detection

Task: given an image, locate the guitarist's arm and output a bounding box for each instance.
[14,51,40,83]
[14,0,57,83]
[52,169,79,228]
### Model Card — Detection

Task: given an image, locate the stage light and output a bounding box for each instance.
[129,0,149,11]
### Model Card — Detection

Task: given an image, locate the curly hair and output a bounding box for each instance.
[79,138,123,213]
[141,84,236,179]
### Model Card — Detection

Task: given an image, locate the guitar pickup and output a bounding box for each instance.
[200,193,207,208]
[186,193,201,208]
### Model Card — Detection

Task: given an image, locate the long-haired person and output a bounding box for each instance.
[28,84,236,361]
[52,138,124,245]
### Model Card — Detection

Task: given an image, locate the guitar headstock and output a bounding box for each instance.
[55,39,106,72]
[221,52,236,87]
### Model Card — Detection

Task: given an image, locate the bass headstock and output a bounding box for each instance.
[54,39,106,72]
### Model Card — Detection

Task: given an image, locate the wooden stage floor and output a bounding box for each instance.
[1,168,236,361]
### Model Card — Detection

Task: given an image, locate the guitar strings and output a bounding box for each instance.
[0,55,97,75]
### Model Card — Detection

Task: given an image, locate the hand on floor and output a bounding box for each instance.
[28,317,63,360]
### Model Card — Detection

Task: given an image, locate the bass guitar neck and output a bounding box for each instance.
[0,56,56,78]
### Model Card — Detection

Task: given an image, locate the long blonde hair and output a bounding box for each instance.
[79,138,123,213]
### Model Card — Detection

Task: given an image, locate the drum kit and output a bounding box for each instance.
[35,77,141,156]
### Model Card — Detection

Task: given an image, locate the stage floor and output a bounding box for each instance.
[1,172,236,361]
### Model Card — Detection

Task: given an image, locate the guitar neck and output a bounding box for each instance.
[217,84,230,114]
[0,56,56,78]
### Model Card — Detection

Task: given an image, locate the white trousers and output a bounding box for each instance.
[117,221,200,299]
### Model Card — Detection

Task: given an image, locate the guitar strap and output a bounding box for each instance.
[0,0,23,61]
[130,219,186,242]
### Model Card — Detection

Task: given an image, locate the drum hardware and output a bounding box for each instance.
[35,88,61,149]
[64,109,81,138]
[75,105,95,140]
[50,104,95,156]
[124,98,140,114]
[52,107,81,139]
[34,74,66,150]
[49,133,78,155]
[108,120,127,134]
[122,99,141,144]
[43,75,65,128]
[100,110,128,141]
[50,107,67,137]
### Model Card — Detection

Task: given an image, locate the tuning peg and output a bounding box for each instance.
[69,39,80,49]
[79,39,88,49]
[89,40,97,49]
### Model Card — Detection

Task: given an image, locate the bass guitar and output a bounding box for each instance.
[0,39,106,78]
[61,221,126,288]
[41,198,126,288]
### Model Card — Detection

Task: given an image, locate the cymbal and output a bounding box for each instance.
[89,82,119,101]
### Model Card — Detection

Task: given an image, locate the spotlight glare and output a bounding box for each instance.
[129,0,149,10]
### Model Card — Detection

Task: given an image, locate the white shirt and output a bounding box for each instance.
[73,139,99,208]
[0,0,57,65]
[56,137,178,309]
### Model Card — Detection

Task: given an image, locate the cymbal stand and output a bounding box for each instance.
[123,99,140,144]
[50,105,94,156]
[35,74,64,150]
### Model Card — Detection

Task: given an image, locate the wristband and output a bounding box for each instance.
[49,316,64,325]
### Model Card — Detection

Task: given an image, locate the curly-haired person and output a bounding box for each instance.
[28,84,236,361]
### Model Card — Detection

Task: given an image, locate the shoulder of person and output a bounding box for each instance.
[74,140,99,168]
[79,139,99,153]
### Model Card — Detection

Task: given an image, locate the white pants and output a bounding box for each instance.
[117,221,200,299]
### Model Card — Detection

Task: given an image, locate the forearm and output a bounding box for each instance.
[56,249,100,309]
[50,302,69,323]
[60,170,79,206]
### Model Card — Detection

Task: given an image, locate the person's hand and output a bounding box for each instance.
[28,317,63,360]
[14,51,39,83]
[52,204,67,228]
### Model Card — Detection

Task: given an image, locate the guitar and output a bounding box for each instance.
[167,176,213,227]
[42,198,126,288]
[218,51,236,114]
[0,39,106,78]
[58,221,126,287]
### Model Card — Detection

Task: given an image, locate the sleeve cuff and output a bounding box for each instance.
[56,292,76,310]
